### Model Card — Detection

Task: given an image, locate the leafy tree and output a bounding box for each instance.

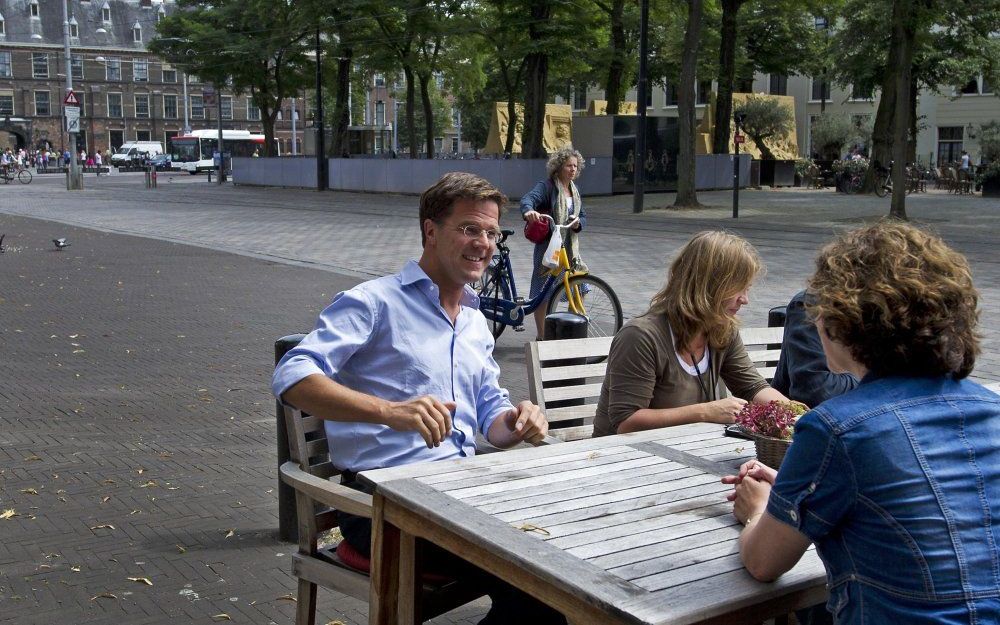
[979,121,1000,162]
[151,0,313,156]
[394,82,452,153]
[733,96,794,160]
[809,113,857,160]
[588,0,640,114]
[673,0,706,208]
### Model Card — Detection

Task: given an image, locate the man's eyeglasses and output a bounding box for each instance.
[454,224,502,242]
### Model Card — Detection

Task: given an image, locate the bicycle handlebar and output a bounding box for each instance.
[540,214,580,231]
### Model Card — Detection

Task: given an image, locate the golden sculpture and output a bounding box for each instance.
[695,92,798,159]
[484,103,573,155]
[586,100,638,116]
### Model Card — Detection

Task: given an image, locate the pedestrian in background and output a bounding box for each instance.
[520,146,587,338]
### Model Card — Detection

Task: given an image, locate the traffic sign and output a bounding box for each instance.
[734,133,745,144]
[64,90,80,106]
[65,106,81,133]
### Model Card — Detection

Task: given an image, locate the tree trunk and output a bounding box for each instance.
[522,1,552,158]
[862,63,897,192]
[263,108,278,157]
[331,51,352,157]
[889,0,914,220]
[604,0,627,115]
[747,133,775,161]
[419,72,435,159]
[673,0,704,208]
[505,99,518,155]
[711,0,743,155]
[907,79,918,163]
[404,66,418,158]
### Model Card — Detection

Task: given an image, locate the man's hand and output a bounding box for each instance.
[489,400,548,447]
[382,396,455,449]
[702,397,747,424]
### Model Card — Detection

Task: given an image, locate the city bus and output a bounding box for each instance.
[169,129,269,174]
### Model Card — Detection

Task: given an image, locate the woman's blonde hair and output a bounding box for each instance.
[807,220,980,378]
[546,146,585,179]
[648,231,763,351]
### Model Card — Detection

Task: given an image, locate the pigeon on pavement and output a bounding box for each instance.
[53,238,70,250]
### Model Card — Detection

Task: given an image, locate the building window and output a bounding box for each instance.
[850,83,873,100]
[452,137,459,153]
[0,17,6,35]
[106,57,121,81]
[133,59,148,82]
[70,20,79,38]
[190,95,204,119]
[435,72,444,89]
[102,2,111,22]
[34,90,50,116]
[959,79,979,95]
[769,74,787,96]
[937,126,964,165]
[133,24,142,43]
[697,80,712,105]
[374,73,385,87]
[136,130,151,141]
[0,52,11,78]
[71,56,84,80]
[162,68,177,83]
[247,101,260,121]
[135,94,150,118]
[0,94,14,116]
[163,94,178,119]
[107,93,123,117]
[220,96,233,120]
[110,129,124,150]
[664,83,679,107]
[157,6,166,22]
[30,1,40,18]
[811,78,830,102]
[32,53,48,78]
[376,100,385,125]
[814,16,828,29]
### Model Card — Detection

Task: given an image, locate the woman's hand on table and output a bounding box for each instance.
[702,397,747,423]
[732,474,771,527]
[722,459,778,495]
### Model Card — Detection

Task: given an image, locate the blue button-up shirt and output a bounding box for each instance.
[272,260,513,472]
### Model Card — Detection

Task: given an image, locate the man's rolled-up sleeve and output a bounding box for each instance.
[271,289,376,402]
[476,338,514,436]
[767,411,856,542]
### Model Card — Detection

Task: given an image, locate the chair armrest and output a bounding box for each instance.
[279,461,372,518]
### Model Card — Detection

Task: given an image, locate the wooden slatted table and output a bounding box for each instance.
[361,423,828,625]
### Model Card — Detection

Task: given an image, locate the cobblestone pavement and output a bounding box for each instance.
[1,172,998,625]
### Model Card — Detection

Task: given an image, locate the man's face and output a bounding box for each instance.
[424,198,500,290]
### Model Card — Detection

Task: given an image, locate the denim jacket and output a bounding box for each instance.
[769,375,1000,624]
[518,179,587,232]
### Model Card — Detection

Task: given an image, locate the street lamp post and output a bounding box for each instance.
[632,0,649,213]
[62,0,83,190]
[315,27,327,191]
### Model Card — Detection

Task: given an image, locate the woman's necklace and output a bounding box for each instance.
[688,343,717,403]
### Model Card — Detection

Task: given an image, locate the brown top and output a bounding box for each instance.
[593,313,770,437]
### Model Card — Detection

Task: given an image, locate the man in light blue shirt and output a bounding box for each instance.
[273,172,564,625]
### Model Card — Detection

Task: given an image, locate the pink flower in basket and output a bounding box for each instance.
[736,401,807,440]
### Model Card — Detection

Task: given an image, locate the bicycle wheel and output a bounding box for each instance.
[874,175,890,197]
[846,175,863,194]
[476,264,512,339]
[546,275,623,338]
[17,169,32,184]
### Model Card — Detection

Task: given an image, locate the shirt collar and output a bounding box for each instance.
[400,260,480,309]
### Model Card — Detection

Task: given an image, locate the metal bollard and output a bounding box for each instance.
[144,169,151,188]
[543,313,589,430]
[768,306,787,328]
[151,169,157,188]
[274,334,307,542]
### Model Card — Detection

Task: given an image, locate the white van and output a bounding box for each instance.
[111,141,164,166]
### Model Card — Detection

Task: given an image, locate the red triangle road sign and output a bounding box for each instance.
[64,90,80,105]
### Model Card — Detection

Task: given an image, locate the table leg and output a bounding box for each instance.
[369,495,401,625]
[399,531,418,624]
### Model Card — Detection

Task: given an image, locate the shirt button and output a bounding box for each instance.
[808,482,817,493]
[789,510,799,522]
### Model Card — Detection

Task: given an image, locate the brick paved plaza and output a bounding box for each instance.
[2,172,999,624]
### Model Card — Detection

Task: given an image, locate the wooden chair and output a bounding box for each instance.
[279,406,484,624]
[526,327,785,441]
[956,169,974,194]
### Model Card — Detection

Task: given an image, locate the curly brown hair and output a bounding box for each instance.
[807,220,980,379]
[418,172,507,246]
[647,231,764,351]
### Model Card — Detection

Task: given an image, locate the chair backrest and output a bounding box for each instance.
[526,326,785,441]
[283,406,344,546]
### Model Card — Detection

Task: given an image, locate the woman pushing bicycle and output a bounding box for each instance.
[520,146,588,337]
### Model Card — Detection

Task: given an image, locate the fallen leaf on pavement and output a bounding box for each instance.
[90,524,115,530]
[71,566,81,572]
[175,545,186,554]
[101,496,111,504]
[138,480,157,488]
[127,577,153,586]
[275,594,296,602]
[514,523,551,536]
[1,509,17,520]
[224,529,235,538]
[90,593,117,601]
[23,455,42,462]
[211,614,231,621]
[19,488,38,495]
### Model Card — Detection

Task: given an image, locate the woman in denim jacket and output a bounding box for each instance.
[520,146,587,337]
[724,220,1000,624]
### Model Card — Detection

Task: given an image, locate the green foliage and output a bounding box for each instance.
[831,157,868,175]
[393,82,452,153]
[733,95,794,159]
[810,113,859,160]
[794,157,814,178]
[978,121,1000,162]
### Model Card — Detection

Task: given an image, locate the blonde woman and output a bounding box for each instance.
[520,146,587,337]
[593,231,790,436]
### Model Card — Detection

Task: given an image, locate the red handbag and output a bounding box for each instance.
[524,218,551,243]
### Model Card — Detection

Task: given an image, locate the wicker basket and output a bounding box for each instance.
[752,434,792,469]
